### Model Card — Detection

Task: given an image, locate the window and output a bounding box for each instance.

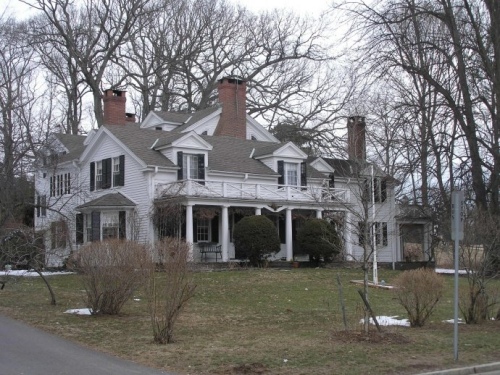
[112,157,121,187]
[196,218,210,242]
[96,161,103,190]
[102,212,120,240]
[85,213,92,242]
[358,222,387,247]
[90,156,124,191]
[177,152,205,182]
[51,221,67,249]
[277,161,307,187]
[365,178,387,203]
[49,174,71,197]
[36,195,47,217]
[184,154,200,180]
[374,222,388,246]
[284,162,298,186]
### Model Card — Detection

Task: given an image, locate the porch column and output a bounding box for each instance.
[185,204,194,260]
[286,208,293,261]
[316,209,322,219]
[255,207,262,215]
[221,205,229,262]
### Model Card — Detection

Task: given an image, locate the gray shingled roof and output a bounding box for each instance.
[153,107,220,132]
[202,136,278,176]
[77,192,136,210]
[323,157,399,183]
[105,124,179,168]
[53,133,86,163]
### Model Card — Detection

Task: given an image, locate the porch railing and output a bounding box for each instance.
[155,180,350,204]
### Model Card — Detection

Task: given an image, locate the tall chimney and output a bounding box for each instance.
[347,116,366,160]
[213,77,247,139]
[103,89,127,125]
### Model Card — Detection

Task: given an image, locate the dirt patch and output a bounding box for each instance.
[331,329,411,344]
[219,363,269,375]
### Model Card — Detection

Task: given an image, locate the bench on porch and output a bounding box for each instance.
[198,242,222,262]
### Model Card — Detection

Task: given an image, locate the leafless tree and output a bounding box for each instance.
[24,0,154,127]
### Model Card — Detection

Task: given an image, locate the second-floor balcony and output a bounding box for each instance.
[155,180,350,204]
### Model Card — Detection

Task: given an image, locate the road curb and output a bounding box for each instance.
[418,362,500,375]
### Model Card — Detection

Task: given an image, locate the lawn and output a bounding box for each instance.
[0,267,499,375]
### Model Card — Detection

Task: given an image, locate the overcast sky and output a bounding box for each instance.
[1,0,331,19]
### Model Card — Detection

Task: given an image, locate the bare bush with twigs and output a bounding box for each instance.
[393,268,444,327]
[148,237,196,344]
[71,239,152,315]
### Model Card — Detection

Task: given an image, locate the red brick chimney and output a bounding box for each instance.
[213,77,247,139]
[103,89,127,125]
[347,116,366,160]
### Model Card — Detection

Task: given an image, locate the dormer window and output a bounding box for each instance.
[277,161,307,187]
[155,127,162,131]
[177,151,205,184]
[285,162,298,186]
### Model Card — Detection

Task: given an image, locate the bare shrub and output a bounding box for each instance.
[148,237,196,344]
[393,268,444,327]
[71,239,152,315]
[459,285,499,324]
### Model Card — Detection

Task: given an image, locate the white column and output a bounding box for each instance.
[185,204,194,260]
[286,208,293,261]
[255,207,262,215]
[221,205,229,262]
[316,209,322,219]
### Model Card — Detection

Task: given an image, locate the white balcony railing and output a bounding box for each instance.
[155,180,350,204]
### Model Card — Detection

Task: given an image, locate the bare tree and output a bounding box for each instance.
[24,0,154,127]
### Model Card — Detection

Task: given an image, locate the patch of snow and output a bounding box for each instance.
[360,316,410,327]
[435,268,467,275]
[0,270,74,277]
[443,318,464,324]
[64,308,92,316]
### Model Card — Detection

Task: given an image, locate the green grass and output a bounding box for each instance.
[1,267,499,375]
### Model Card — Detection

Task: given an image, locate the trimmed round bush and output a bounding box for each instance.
[296,219,341,264]
[233,215,280,266]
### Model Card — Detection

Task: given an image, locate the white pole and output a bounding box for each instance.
[372,165,378,285]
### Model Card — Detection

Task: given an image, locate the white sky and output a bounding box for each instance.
[230,0,331,16]
[1,0,331,19]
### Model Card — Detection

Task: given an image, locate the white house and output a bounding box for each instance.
[34,78,431,267]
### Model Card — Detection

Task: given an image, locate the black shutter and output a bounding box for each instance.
[36,196,41,217]
[102,158,112,189]
[76,213,84,244]
[374,178,380,202]
[90,162,95,191]
[211,216,219,242]
[329,173,335,188]
[118,155,125,186]
[91,211,100,241]
[300,162,307,190]
[197,154,205,185]
[119,211,126,239]
[277,161,284,185]
[381,179,387,202]
[177,151,183,180]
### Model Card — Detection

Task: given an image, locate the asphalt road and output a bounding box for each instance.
[0,314,173,375]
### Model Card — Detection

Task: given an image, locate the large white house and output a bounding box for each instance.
[34,78,431,266]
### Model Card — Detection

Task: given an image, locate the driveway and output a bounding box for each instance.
[0,314,173,375]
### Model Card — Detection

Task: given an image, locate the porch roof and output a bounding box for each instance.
[76,192,136,210]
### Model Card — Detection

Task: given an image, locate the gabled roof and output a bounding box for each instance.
[104,125,178,168]
[76,192,136,210]
[52,133,86,163]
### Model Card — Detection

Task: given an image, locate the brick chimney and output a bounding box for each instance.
[347,116,366,160]
[213,77,247,139]
[103,89,127,125]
